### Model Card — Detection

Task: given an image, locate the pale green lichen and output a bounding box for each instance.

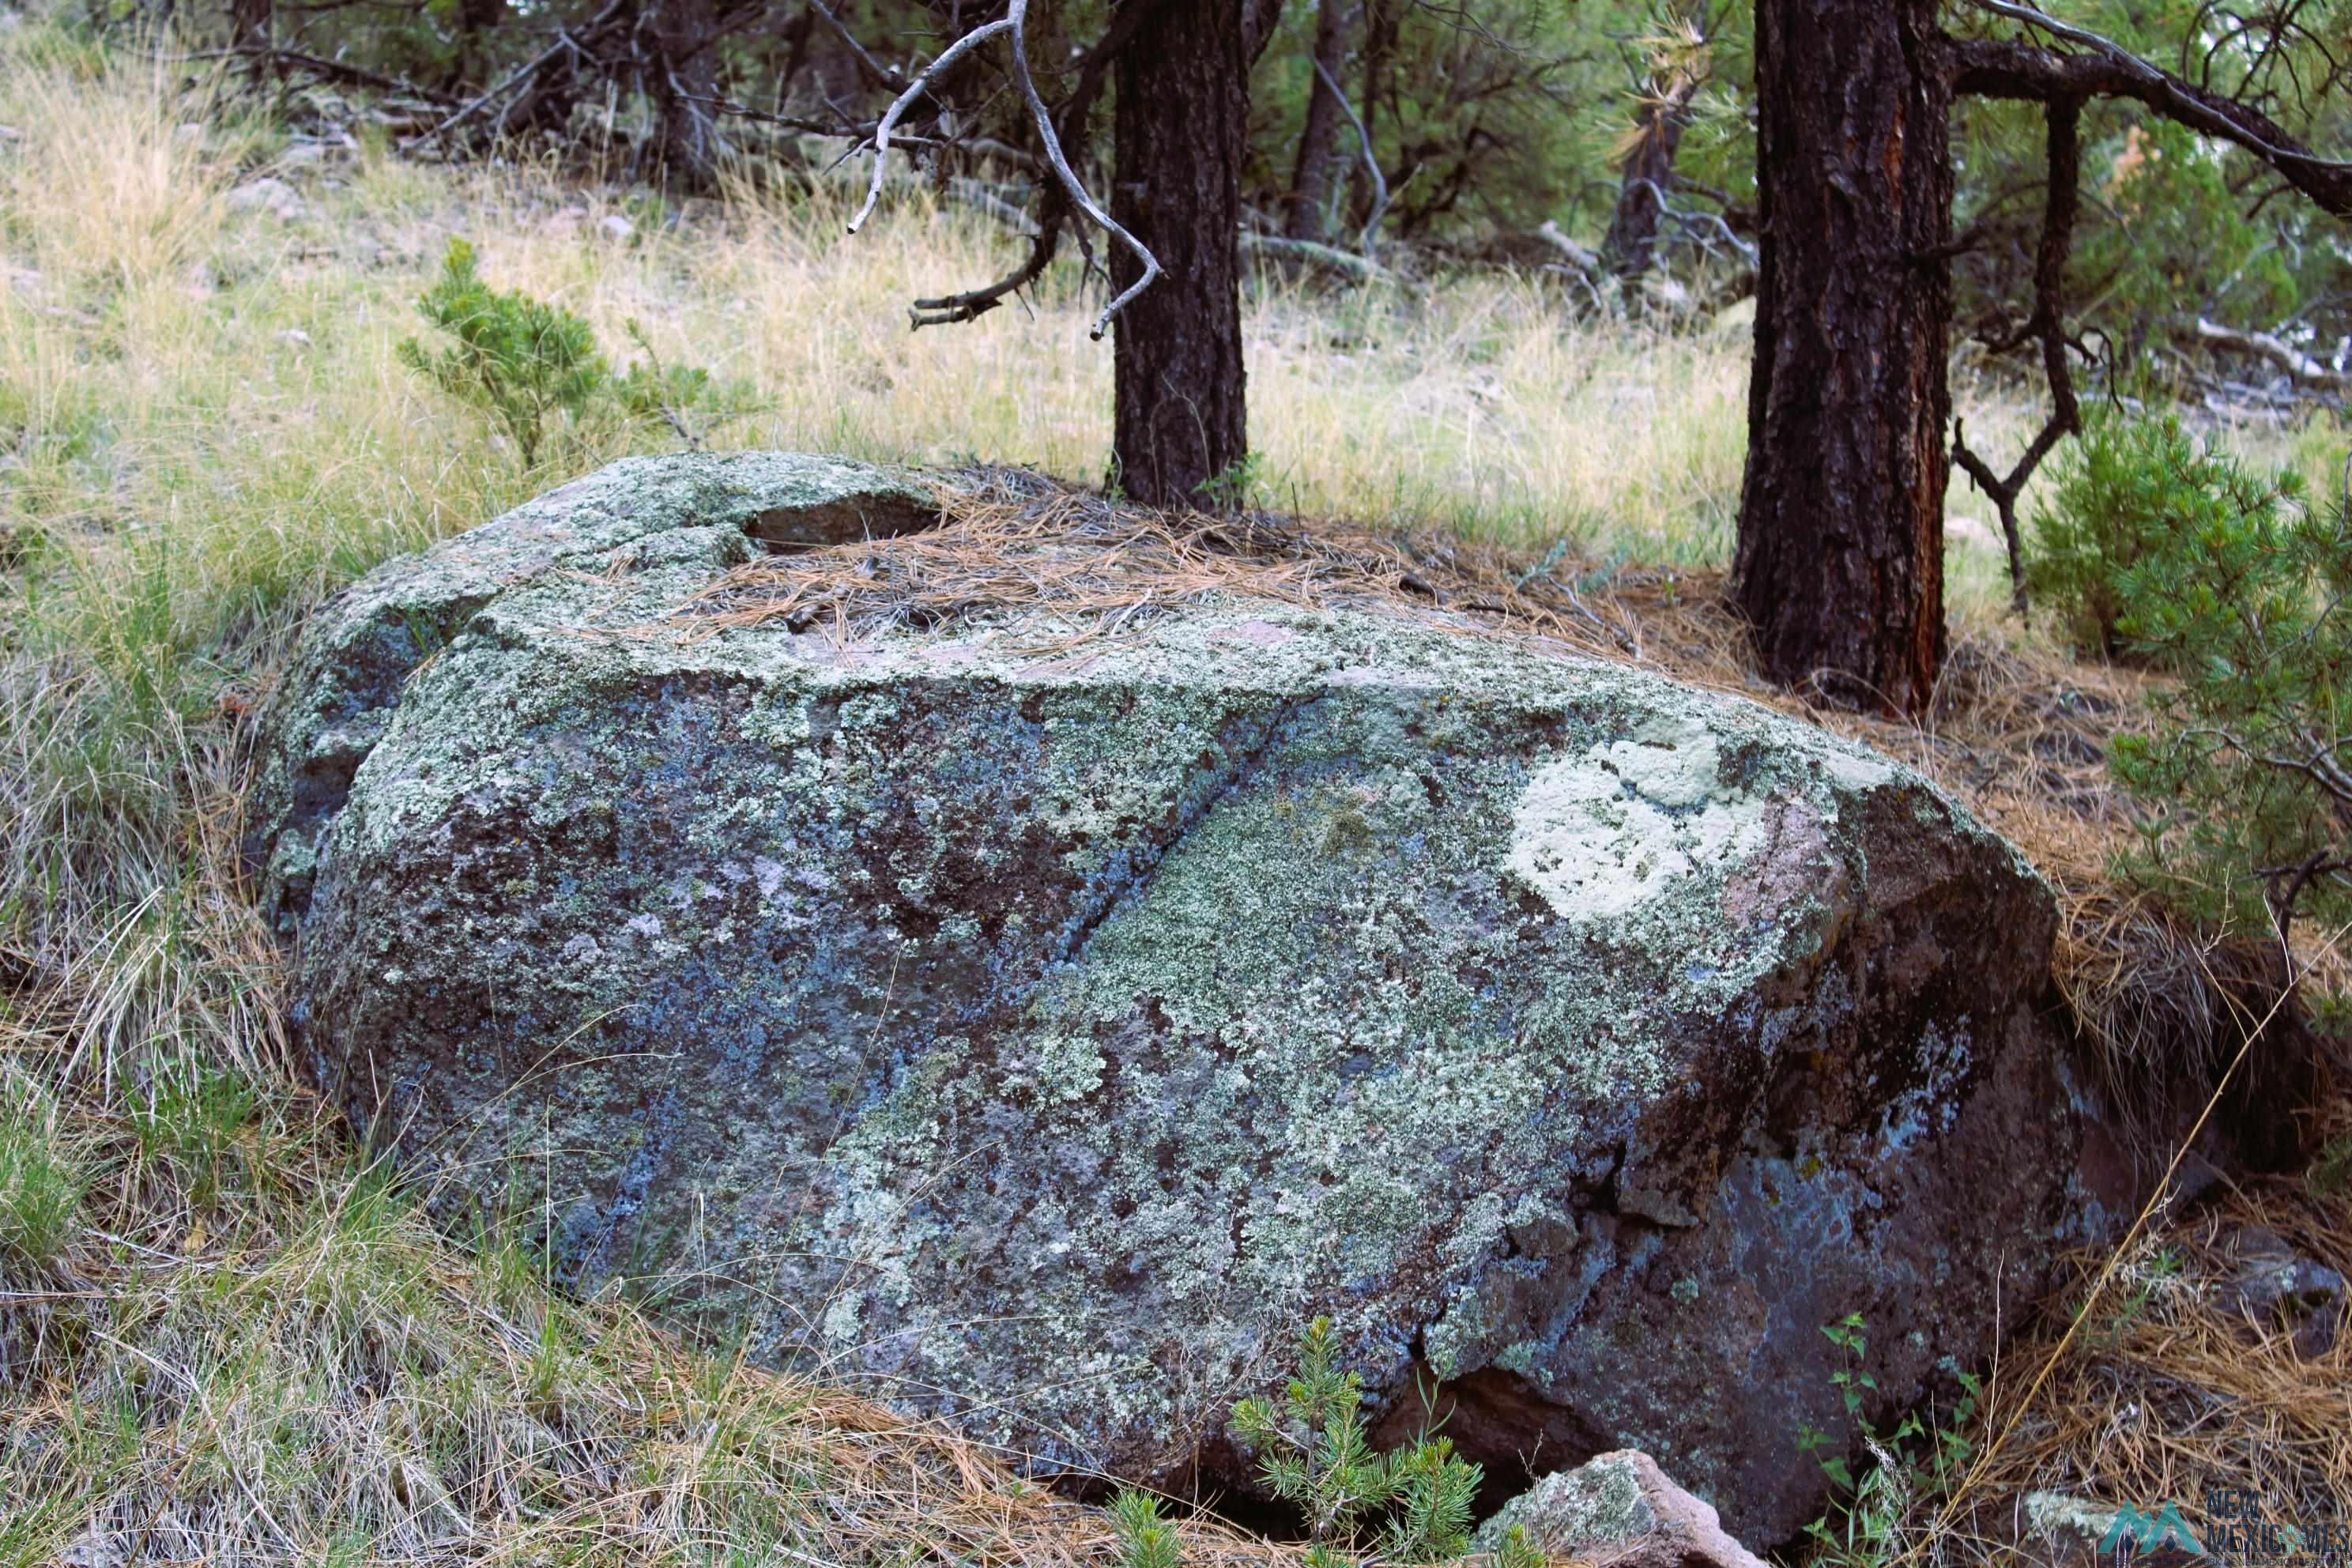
[1473,1455,1657,1553]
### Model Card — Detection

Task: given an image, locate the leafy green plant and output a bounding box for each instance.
[1793,1314,1983,1568]
[2026,413,2309,664]
[397,241,748,465]
[1197,452,1268,513]
[1231,1317,1483,1566]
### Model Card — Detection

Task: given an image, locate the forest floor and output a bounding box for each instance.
[2,23,2350,1568]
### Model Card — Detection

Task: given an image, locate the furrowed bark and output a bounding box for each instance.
[1110,0,1258,506]
[1733,0,1953,714]
[1284,0,1356,241]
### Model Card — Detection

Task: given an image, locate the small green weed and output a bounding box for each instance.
[2310,1133,2352,1199]
[1793,1313,1982,1568]
[1197,452,1269,512]
[0,1076,82,1272]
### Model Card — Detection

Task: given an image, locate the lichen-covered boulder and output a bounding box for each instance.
[251,453,2117,1544]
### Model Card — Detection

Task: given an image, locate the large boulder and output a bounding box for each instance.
[250,453,2120,1544]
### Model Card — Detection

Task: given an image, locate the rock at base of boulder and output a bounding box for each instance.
[1475,1450,1769,1567]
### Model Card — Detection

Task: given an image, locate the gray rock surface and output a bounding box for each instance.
[1476,1449,1770,1567]
[249,452,2120,1543]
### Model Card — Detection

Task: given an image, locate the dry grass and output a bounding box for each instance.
[5,19,2352,1568]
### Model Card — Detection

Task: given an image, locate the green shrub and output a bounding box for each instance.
[2026,413,2309,664]
[2041,422,2352,956]
[1229,1317,1483,1566]
[398,240,747,466]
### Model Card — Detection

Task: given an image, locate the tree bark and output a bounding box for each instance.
[649,0,725,189]
[1345,0,1396,234]
[229,0,271,76]
[1110,0,1261,507]
[1732,0,1953,714]
[1283,0,1355,241]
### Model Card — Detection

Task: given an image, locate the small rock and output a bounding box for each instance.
[599,213,636,242]
[227,176,306,221]
[1474,1451,1770,1568]
[2215,1225,2345,1355]
[2158,1148,2226,1215]
[2022,1491,2124,1561]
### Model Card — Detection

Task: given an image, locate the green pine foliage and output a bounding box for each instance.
[398,239,747,466]
[396,238,609,466]
[1109,1489,1183,1568]
[2027,413,2310,662]
[1230,1317,1483,1566]
[2029,413,2352,961]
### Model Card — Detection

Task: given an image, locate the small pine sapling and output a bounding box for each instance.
[397,238,607,466]
[1231,1317,1486,1566]
[1109,1488,1182,1568]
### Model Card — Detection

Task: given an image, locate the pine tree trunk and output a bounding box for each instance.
[1732,0,1954,714]
[1283,0,1355,242]
[1110,0,1255,507]
[650,0,724,189]
[230,0,271,70]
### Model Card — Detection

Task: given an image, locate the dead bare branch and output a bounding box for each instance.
[1951,96,2086,614]
[1956,0,2352,216]
[846,17,1012,233]
[2180,316,2352,390]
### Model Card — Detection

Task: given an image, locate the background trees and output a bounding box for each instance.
[1734,0,2352,714]
[192,0,2352,695]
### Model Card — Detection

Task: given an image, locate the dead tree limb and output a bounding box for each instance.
[1315,55,1394,255]
[846,17,1012,232]
[846,0,1163,336]
[1951,96,2086,612]
[2178,316,2352,390]
[1954,1,2352,217]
